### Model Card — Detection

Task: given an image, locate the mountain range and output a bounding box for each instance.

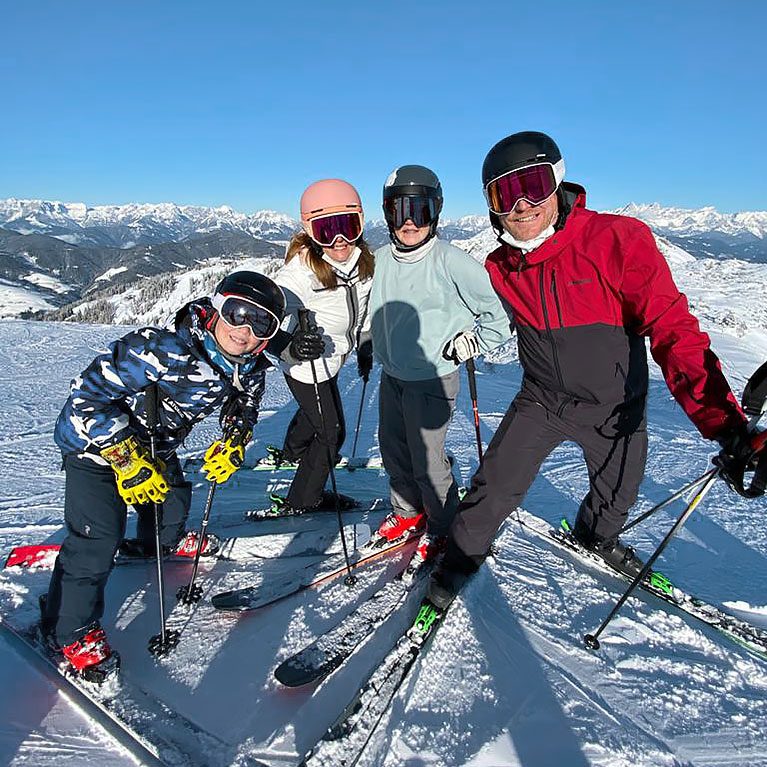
[0,197,764,319]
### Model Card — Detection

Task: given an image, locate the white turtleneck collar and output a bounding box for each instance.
[390,236,437,264]
[500,224,557,254]
[321,246,361,276]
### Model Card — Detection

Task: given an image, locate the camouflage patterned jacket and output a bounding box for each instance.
[54,299,270,462]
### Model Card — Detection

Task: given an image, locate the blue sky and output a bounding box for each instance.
[1,2,764,218]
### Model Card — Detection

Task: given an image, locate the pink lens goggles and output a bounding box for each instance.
[308,211,363,247]
[484,163,559,215]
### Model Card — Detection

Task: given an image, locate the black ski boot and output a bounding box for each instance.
[594,539,645,579]
[570,520,645,579]
[314,490,360,511]
[427,539,481,610]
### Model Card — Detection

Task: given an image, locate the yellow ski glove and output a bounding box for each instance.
[100,436,169,505]
[202,430,250,484]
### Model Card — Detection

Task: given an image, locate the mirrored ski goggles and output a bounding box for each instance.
[307,211,363,247]
[211,294,281,339]
[484,163,560,216]
[383,195,440,229]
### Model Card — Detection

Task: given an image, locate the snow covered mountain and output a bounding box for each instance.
[613,202,767,263]
[0,198,298,248]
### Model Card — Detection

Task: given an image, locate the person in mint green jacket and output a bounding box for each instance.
[368,165,511,567]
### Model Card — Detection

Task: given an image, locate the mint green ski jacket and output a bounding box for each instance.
[369,238,511,381]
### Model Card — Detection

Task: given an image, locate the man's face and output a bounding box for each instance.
[394,220,431,248]
[214,316,262,356]
[501,193,559,242]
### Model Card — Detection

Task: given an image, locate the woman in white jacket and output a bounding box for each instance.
[269,179,374,513]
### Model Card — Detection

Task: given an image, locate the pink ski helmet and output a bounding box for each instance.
[299,179,364,247]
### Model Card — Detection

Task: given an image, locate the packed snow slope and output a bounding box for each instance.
[1,251,767,766]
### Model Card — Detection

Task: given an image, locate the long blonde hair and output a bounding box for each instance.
[285,231,374,289]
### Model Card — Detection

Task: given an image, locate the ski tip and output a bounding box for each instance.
[4,544,61,569]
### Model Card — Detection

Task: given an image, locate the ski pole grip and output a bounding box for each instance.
[145,383,159,438]
[298,308,310,333]
[466,358,479,401]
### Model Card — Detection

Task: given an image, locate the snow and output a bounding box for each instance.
[21,273,72,294]
[94,266,129,283]
[0,240,766,766]
[0,284,56,317]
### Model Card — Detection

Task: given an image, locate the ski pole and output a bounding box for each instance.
[466,358,483,464]
[584,467,720,651]
[145,384,180,656]
[298,309,356,586]
[350,375,368,463]
[176,478,216,604]
[619,468,715,536]
[586,405,767,650]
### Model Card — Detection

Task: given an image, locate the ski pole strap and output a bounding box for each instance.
[716,445,767,498]
[742,361,767,417]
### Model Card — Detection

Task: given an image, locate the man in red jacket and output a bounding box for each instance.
[428,130,754,608]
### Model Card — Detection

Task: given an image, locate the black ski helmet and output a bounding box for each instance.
[482,131,566,235]
[382,164,443,251]
[213,271,286,323]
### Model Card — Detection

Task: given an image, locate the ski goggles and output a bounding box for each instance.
[306,211,363,247]
[484,162,562,216]
[211,293,281,339]
[383,195,440,230]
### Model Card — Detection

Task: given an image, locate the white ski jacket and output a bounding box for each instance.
[275,247,373,384]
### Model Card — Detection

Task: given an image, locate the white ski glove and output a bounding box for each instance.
[443,330,480,364]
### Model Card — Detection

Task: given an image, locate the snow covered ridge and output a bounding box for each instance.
[612,203,767,263]
[0,198,299,248]
[0,198,490,250]
[614,202,767,239]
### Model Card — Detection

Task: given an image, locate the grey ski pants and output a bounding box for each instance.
[379,371,460,536]
[451,386,647,560]
[45,453,191,646]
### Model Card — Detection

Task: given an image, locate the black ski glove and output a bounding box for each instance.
[289,324,325,361]
[715,422,766,498]
[356,339,373,382]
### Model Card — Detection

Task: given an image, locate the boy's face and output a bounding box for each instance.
[213,316,263,356]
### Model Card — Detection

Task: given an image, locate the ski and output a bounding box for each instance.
[518,511,767,661]
[4,524,369,571]
[274,560,432,687]
[0,617,219,766]
[252,455,384,472]
[300,597,449,767]
[244,498,391,522]
[211,531,420,612]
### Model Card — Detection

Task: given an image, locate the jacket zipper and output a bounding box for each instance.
[551,270,563,328]
[539,267,567,412]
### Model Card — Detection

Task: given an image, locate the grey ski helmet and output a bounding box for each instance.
[382,164,443,251]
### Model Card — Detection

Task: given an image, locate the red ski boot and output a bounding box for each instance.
[61,624,120,683]
[366,511,426,550]
[173,530,221,558]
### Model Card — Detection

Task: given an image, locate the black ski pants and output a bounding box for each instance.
[283,373,345,509]
[44,453,191,646]
[451,386,647,562]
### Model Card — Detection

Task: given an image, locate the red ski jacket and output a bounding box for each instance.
[484,184,745,440]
